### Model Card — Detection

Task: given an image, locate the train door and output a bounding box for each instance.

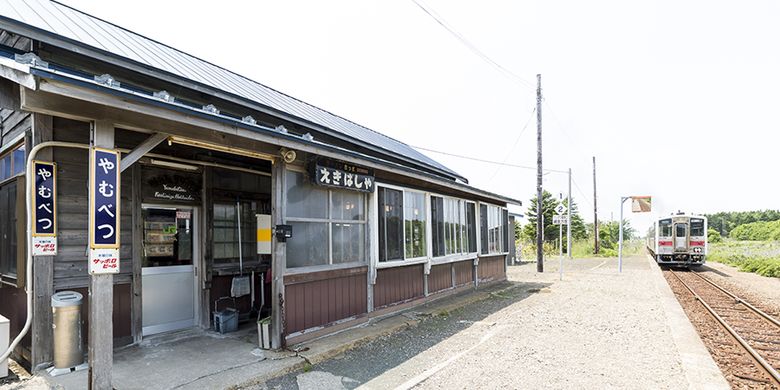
[674,223,688,252]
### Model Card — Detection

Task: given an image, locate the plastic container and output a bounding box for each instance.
[51,291,84,369]
[213,297,238,334]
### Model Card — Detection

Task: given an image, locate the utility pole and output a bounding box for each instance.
[567,168,572,259]
[592,156,599,254]
[536,74,544,272]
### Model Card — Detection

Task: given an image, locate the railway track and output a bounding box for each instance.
[668,269,780,388]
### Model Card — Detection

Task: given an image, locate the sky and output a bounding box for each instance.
[61,0,780,232]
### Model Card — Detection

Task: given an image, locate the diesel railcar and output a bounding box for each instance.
[647,213,707,267]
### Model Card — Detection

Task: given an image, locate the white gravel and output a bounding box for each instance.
[360,256,690,389]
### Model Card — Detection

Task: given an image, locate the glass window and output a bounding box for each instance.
[212,202,256,264]
[676,224,687,238]
[287,222,329,267]
[659,219,672,237]
[404,191,426,259]
[286,170,328,219]
[690,219,705,237]
[0,143,25,182]
[332,223,365,263]
[502,209,509,253]
[466,203,477,253]
[287,170,367,268]
[479,204,488,254]
[481,203,506,255]
[378,187,403,262]
[0,181,17,276]
[431,196,445,257]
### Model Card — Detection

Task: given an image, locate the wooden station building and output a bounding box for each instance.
[0,0,519,371]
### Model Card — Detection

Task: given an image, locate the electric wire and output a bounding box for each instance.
[411,144,567,174]
[486,107,536,184]
[410,0,534,90]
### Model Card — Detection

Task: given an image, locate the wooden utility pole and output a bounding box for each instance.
[593,156,599,254]
[536,74,544,272]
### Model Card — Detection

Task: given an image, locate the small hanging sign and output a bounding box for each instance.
[89,147,121,274]
[32,161,57,256]
[310,158,374,193]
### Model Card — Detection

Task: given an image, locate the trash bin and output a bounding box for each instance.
[51,291,84,369]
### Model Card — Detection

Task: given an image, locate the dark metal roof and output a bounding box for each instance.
[0,0,466,181]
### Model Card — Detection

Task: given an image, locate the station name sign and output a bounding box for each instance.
[88,148,121,274]
[310,158,374,193]
[32,161,57,256]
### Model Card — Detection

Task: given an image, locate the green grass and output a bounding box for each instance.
[707,240,780,278]
[518,239,643,260]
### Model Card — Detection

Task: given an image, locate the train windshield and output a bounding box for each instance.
[676,224,687,237]
[690,219,705,237]
[659,219,672,237]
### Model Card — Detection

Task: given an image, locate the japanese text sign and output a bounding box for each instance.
[33,161,56,236]
[32,161,58,256]
[89,248,120,274]
[311,159,374,193]
[89,148,121,249]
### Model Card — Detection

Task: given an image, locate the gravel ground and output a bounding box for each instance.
[697,261,780,317]
[261,256,690,389]
[663,269,779,389]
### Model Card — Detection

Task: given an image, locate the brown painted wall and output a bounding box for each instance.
[65,283,133,347]
[454,260,474,286]
[478,256,506,282]
[374,264,424,308]
[428,264,452,294]
[284,267,367,335]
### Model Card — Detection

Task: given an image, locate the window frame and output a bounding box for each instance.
[429,194,479,264]
[478,202,510,257]
[0,138,26,187]
[284,168,368,272]
[375,183,430,268]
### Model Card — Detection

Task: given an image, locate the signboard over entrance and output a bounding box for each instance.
[89,148,121,274]
[311,158,374,193]
[32,161,57,256]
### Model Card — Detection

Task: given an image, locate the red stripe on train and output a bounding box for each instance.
[658,241,673,246]
[690,241,705,246]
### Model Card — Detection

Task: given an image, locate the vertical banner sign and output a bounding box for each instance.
[89,148,121,274]
[32,161,57,256]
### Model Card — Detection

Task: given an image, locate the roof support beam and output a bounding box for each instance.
[119,131,168,172]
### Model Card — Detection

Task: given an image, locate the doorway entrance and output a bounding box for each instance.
[141,205,199,336]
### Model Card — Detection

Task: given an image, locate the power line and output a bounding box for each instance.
[410,0,534,90]
[486,107,536,184]
[571,176,593,206]
[411,144,568,174]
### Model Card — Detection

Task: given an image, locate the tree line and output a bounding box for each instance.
[705,210,780,237]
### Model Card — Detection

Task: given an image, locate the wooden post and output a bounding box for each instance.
[593,156,599,254]
[89,120,114,390]
[130,164,142,343]
[536,74,544,272]
[30,113,54,370]
[270,158,286,349]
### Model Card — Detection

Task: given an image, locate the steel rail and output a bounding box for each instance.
[691,271,780,329]
[669,270,780,386]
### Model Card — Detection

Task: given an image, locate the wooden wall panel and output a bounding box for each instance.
[0,285,31,364]
[284,268,367,335]
[65,283,133,347]
[478,256,506,282]
[374,264,424,309]
[454,260,473,286]
[428,264,452,294]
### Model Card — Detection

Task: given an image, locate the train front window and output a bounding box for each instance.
[676,224,687,238]
[690,219,704,237]
[659,219,672,237]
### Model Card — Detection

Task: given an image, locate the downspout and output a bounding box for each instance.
[0,141,90,363]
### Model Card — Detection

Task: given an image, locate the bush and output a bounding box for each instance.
[708,228,722,243]
[729,220,780,241]
[708,241,780,278]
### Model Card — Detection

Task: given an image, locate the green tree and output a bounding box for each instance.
[597,220,635,250]
[562,197,588,240]
[522,190,559,243]
[707,228,722,243]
